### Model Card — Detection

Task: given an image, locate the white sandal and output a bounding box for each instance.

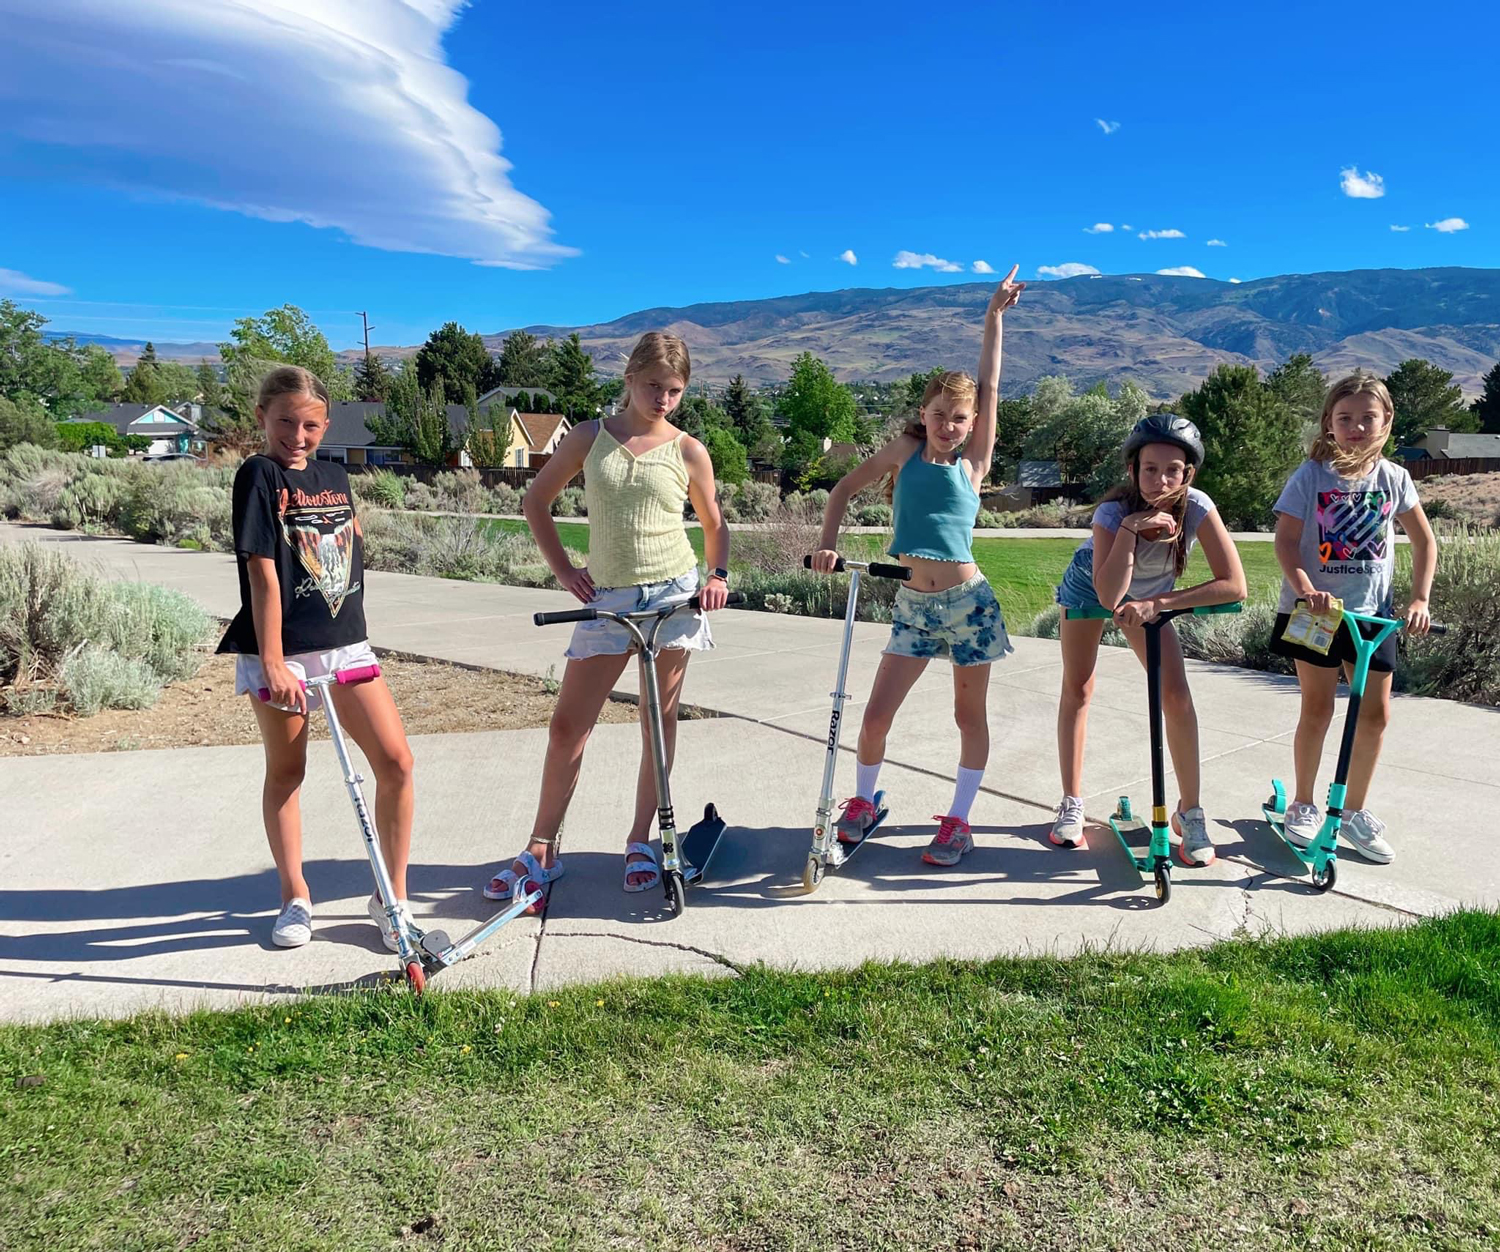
[485,847,564,902]
[622,841,661,893]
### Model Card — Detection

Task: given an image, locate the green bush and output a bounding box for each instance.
[60,648,162,716]
[431,469,486,513]
[551,486,586,517]
[976,509,1006,528]
[852,502,893,527]
[1394,525,1500,705]
[403,480,438,511]
[351,469,406,510]
[358,510,580,588]
[52,472,125,530]
[487,483,521,514]
[0,543,212,714]
[119,464,231,548]
[733,566,897,623]
[719,481,779,522]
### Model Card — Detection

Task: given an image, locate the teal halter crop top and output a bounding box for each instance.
[888,443,979,563]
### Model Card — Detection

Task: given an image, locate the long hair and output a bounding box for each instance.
[621,332,691,417]
[1100,449,1195,577]
[1311,370,1392,480]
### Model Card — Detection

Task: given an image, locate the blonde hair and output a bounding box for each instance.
[622,332,691,402]
[1312,371,1392,480]
[256,364,331,417]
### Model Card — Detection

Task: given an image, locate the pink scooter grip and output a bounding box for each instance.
[335,664,382,685]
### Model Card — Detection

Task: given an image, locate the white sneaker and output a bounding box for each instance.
[1172,806,1216,867]
[1343,810,1394,864]
[1049,796,1086,849]
[271,897,313,948]
[1283,801,1321,848]
[367,893,413,952]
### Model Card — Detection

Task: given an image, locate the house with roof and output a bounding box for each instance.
[314,401,471,467]
[506,412,571,467]
[76,403,204,456]
[1415,429,1500,463]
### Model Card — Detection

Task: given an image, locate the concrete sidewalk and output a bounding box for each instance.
[2,523,1494,1022]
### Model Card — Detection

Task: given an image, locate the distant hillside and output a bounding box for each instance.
[84,266,1500,398]
[48,331,220,366]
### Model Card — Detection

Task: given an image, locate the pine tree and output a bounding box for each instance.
[195,362,222,410]
[545,333,600,418]
[496,330,547,388]
[354,351,392,402]
[138,342,159,367]
[1472,360,1500,434]
[1385,358,1476,444]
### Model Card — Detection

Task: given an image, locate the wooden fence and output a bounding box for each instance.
[1406,457,1500,480]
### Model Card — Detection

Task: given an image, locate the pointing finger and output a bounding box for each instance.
[1004,263,1020,283]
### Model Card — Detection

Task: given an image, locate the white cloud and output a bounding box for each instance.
[0,267,72,297]
[1426,217,1470,233]
[1206,238,1227,247]
[1157,266,1207,278]
[839,249,858,265]
[0,1,575,269]
[1095,118,1120,135]
[1083,223,1114,234]
[1037,262,1102,279]
[893,250,962,272]
[1139,228,1186,240]
[1340,166,1386,199]
[1390,224,1411,232]
[1229,277,1242,284]
[799,251,810,258]
[971,260,995,274]
[1121,224,1133,232]
[775,254,791,264]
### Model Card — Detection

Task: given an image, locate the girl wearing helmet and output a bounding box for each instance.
[1050,414,1246,865]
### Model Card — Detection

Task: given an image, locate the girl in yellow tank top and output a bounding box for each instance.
[483,333,731,909]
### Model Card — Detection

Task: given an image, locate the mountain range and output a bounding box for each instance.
[65,266,1500,400]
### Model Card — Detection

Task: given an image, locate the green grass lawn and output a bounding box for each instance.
[6,912,1500,1250]
[489,519,1286,630]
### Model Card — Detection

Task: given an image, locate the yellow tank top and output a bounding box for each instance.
[583,422,698,588]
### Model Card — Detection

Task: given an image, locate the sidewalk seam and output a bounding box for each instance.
[545,931,745,976]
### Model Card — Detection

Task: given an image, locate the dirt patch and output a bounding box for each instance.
[1419,472,1500,529]
[0,653,640,757]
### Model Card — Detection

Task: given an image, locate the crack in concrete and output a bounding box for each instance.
[544,930,745,976]
[1219,853,1427,920]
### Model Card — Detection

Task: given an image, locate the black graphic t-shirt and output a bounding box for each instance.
[217,455,367,657]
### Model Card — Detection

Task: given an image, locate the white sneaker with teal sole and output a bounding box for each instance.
[1283,801,1321,848]
[1343,810,1394,864]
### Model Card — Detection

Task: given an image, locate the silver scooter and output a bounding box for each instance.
[533,590,744,916]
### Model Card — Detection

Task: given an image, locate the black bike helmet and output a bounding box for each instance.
[1122,413,1204,469]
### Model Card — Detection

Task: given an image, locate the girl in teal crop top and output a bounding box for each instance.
[810,267,1025,870]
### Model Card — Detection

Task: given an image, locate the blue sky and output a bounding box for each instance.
[0,0,1495,351]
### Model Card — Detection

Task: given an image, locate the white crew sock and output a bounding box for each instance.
[949,766,985,822]
[855,759,883,802]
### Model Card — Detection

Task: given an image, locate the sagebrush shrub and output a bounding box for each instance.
[61,647,162,716]
[352,469,406,510]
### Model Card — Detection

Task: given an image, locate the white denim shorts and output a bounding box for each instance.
[564,568,714,659]
[234,640,379,712]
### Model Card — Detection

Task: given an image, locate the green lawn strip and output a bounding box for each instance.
[5,912,1500,1250]
[486,520,1286,631]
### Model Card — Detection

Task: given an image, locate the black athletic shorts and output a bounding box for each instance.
[1269,612,1398,673]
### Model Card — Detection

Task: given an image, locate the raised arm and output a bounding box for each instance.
[1154,510,1247,611]
[811,433,921,569]
[965,264,1025,485]
[521,421,596,603]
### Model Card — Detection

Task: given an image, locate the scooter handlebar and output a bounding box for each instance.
[257,662,382,702]
[533,591,743,628]
[803,555,913,580]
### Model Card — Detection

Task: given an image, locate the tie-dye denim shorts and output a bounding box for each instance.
[884,572,1014,667]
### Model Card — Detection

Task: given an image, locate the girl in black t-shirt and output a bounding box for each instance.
[217,366,416,951]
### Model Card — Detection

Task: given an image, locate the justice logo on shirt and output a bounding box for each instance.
[1316,489,1391,565]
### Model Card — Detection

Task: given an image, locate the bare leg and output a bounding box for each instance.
[628,647,691,885]
[1122,623,1201,810]
[1057,616,1108,797]
[856,653,930,766]
[517,652,632,874]
[250,696,311,905]
[951,662,991,771]
[329,676,416,901]
[1292,662,1339,805]
[1342,667,1393,811]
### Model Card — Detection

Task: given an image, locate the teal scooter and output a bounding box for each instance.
[1065,601,1242,904]
[1263,605,1444,891]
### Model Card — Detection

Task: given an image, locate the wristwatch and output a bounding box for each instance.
[708,566,730,587]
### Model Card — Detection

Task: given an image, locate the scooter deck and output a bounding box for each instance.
[680,813,728,885]
[1263,779,1338,889]
[824,791,890,869]
[1107,810,1168,872]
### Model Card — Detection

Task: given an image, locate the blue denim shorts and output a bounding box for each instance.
[1055,548,1102,612]
[565,568,713,659]
[885,573,1014,667]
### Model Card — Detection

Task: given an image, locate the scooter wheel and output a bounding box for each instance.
[802,855,824,893]
[1153,865,1172,904]
[664,871,686,917]
[1311,862,1337,893]
[404,961,426,995]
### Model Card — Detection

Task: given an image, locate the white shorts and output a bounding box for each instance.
[234,640,379,712]
[564,569,714,660]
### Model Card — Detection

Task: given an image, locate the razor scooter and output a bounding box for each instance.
[258,664,541,993]
[533,590,745,917]
[799,554,912,892]
[1065,601,1242,904]
[1263,605,1445,891]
